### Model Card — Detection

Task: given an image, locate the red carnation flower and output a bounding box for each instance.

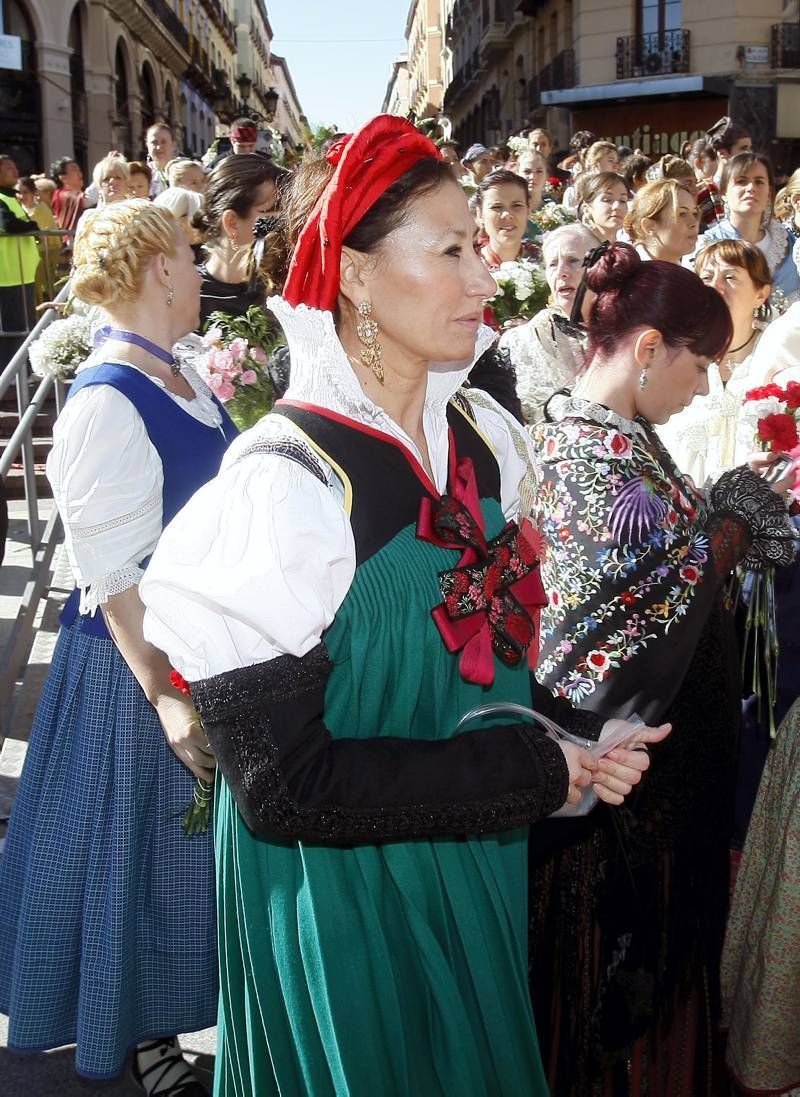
[170,669,191,696]
[784,381,800,410]
[745,383,785,402]
[758,412,800,453]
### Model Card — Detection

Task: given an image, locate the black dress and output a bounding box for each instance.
[197,261,264,328]
[527,393,795,1097]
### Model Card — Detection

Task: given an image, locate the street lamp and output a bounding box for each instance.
[236,71,253,107]
[263,86,279,122]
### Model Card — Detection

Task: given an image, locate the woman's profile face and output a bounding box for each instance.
[167,231,204,337]
[649,189,699,258]
[697,255,769,319]
[229,179,278,242]
[595,149,620,173]
[354,179,496,367]
[725,161,771,218]
[480,181,528,252]
[178,165,206,193]
[586,182,628,239]
[637,342,712,424]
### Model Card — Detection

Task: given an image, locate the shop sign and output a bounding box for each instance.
[0,34,22,72]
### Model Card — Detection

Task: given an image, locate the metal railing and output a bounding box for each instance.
[772,22,800,69]
[616,28,691,80]
[0,283,70,734]
[528,49,576,109]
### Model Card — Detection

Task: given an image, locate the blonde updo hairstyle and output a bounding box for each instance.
[624,178,693,243]
[774,166,800,223]
[71,199,180,310]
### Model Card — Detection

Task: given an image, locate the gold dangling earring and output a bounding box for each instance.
[166,287,174,307]
[355,301,384,384]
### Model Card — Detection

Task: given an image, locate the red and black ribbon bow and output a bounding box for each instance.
[417,455,547,686]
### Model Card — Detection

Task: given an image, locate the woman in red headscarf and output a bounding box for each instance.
[140,116,668,1097]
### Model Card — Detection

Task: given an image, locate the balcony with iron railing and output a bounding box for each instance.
[772,22,800,68]
[142,0,190,52]
[480,0,511,63]
[615,28,690,80]
[528,48,575,109]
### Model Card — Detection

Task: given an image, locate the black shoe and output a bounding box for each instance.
[131,1037,210,1096]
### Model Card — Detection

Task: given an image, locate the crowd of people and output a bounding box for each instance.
[0,108,799,1097]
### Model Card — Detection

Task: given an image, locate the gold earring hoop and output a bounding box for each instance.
[356,301,384,384]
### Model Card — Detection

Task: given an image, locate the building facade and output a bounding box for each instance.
[0,0,296,174]
[441,0,800,169]
[270,53,310,152]
[405,0,444,118]
[381,54,411,116]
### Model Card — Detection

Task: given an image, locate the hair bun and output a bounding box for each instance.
[584,241,641,293]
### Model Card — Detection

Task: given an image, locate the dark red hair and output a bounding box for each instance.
[584,243,732,364]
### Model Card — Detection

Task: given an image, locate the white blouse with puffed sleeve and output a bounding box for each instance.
[141,300,534,682]
[47,357,223,615]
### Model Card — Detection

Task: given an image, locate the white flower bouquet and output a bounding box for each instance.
[488,259,549,327]
[506,135,530,157]
[28,313,93,380]
[531,204,578,233]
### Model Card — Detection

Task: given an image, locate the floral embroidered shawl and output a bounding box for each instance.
[533,394,731,724]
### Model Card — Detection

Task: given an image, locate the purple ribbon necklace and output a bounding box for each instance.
[94,326,182,376]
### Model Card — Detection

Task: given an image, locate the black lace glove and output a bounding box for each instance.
[190,643,569,845]
[708,466,796,573]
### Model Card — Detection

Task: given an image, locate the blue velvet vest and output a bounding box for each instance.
[59,362,238,639]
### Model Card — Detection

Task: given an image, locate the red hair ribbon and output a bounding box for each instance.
[283,114,440,312]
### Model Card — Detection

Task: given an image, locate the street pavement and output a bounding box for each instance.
[0,1018,216,1097]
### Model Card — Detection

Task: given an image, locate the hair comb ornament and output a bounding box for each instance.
[569,241,611,326]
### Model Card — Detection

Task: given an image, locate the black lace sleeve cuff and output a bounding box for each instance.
[709,466,796,573]
[190,644,570,845]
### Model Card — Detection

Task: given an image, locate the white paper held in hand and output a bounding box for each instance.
[455,703,645,818]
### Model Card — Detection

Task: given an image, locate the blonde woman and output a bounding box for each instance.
[74,155,130,235]
[659,239,772,487]
[583,140,620,174]
[166,158,206,193]
[624,178,700,263]
[0,200,238,1095]
[154,185,206,256]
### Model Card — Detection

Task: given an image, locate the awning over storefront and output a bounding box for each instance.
[542,74,731,106]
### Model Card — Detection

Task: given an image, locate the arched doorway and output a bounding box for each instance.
[164,82,175,129]
[0,0,40,174]
[140,61,157,144]
[114,40,132,158]
[68,3,87,174]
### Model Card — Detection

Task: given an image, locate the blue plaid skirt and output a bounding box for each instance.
[0,623,218,1079]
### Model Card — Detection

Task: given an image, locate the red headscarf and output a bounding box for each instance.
[283,115,441,312]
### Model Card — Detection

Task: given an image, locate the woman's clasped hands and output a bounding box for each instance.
[558,719,672,806]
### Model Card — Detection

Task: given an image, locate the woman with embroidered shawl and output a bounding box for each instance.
[139,118,668,1097]
[527,243,795,1097]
